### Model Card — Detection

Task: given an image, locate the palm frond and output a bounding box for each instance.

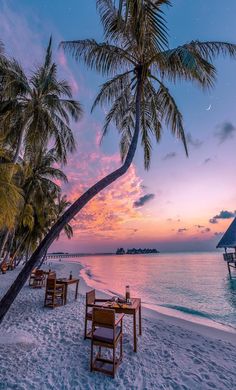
[60,39,134,75]
[0,163,23,229]
[115,0,170,52]
[186,40,236,61]
[154,45,216,89]
[91,70,132,112]
[151,76,188,155]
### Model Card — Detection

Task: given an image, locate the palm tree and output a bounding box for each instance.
[0,155,23,232]
[0,147,23,259]
[8,148,69,266]
[55,194,74,239]
[1,0,236,323]
[37,194,73,268]
[0,37,82,165]
[0,38,82,260]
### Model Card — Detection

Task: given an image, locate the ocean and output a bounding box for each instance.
[70,251,236,330]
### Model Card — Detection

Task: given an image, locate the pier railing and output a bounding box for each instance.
[223,252,236,262]
[46,253,81,259]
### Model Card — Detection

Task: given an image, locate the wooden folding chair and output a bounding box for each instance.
[84,289,107,339]
[90,307,124,378]
[44,276,65,308]
[31,269,45,288]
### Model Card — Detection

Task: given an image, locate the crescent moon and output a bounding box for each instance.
[206,104,212,111]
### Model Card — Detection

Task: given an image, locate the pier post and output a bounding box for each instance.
[227,262,232,279]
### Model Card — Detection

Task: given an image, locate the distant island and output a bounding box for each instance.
[116,248,159,255]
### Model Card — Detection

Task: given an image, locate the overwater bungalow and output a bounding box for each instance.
[217,217,236,278]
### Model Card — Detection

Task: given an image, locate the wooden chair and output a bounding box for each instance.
[29,268,37,286]
[84,289,107,339]
[90,307,124,378]
[31,269,45,288]
[0,261,8,274]
[44,276,65,308]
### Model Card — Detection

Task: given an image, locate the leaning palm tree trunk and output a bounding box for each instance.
[3,230,15,264]
[0,230,10,261]
[9,231,29,267]
[0,74,142,324]
[37,249,48,268]
[12,127,24,164]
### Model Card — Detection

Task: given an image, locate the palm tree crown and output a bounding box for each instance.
[0,37,82,164]
[61,0,236,169]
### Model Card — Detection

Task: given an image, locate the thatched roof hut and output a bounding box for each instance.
[217,217,236,249]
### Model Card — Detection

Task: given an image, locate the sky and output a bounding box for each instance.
[1,0,236,253]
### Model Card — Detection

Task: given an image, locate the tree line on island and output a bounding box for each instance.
[116,248,159,255]
[1,0,236,323]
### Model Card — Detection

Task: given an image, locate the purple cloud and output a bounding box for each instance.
[133,194,155,208]
[209,210,236,224]
[215,122,236,144]
[178,228,188,233]
[186,133,203,148]
[162,152,177,161]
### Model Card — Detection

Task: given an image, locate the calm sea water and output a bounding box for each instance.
[71,252,236,330]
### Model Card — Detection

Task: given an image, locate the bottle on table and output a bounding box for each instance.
[69,271,72,280]
[125,285,130,302]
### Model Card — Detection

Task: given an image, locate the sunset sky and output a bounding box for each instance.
[1,0,236,252]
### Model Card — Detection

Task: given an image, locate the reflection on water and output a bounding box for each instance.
[72,252,236,328]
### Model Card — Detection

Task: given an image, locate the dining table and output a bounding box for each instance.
[90,297,142,352]
[56,278,80,305]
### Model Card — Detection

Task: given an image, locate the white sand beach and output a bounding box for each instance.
[0,260,236,390]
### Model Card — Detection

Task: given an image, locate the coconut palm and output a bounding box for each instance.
[0,38,81,260]
[0,147,23,259]
[0,37,82,165]
[0,153,23,232]
[1,0,236,323]
[8,148,69,266]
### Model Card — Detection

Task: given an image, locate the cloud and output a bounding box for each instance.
[195,224,205,229]
[204,158,211,164]
[0,1,47,70]
[215,122,236,144]
[200,228,211,234]
[186,133,203,148]
[133,194,155,208]
[177,228,188,233]
[214,232,224,236]
[162,152,177,161]
[209,218,218,224]
[209,210,236,224]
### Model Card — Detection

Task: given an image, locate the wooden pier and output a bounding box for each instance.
[46,253,82,260]
[223,252,236,279]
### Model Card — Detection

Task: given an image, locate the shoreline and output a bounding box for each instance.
[58,258,236,346]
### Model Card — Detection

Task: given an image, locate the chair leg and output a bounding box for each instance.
[120,334,123,361]
[113,347,115,378]
[90,341,94,372]
[84,317,87,339]
[98,346,101,358]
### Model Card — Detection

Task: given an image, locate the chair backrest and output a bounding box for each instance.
[92,307,115,329]
[48,271,56,278]
[35,269,44,276]
[46,277,56,290]
[86,289,95,305]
